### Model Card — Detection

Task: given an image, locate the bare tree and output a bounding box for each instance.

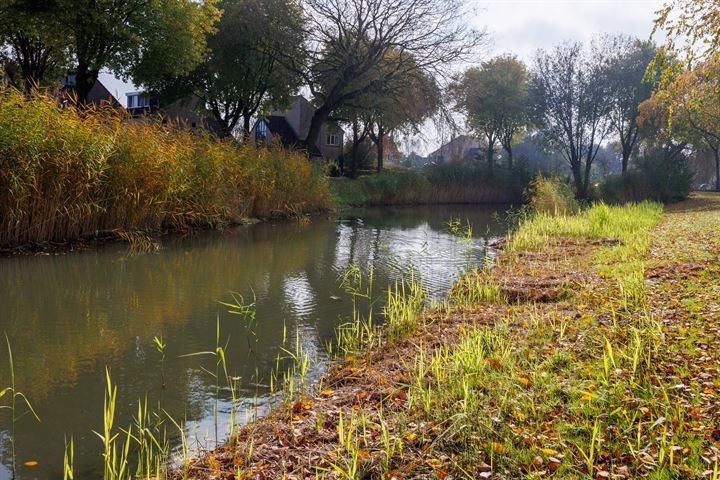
[530,41,613,199]
[290,0,483,152]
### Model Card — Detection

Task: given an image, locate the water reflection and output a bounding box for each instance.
[0,204,507,479]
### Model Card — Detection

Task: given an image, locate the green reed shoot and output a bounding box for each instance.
[94,368,132,480]
[152,335,166,389]
[0,333,40,479]
[164,410,189,480]
[63,436,74,480]
[220,290,258,353]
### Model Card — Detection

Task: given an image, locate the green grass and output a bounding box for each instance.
[508,201,663,254]
[305,199,720,478]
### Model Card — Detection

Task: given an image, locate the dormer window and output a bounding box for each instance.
[326,133,340,146]
[126,93,151,109]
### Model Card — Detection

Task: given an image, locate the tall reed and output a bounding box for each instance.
[0,88,330,247]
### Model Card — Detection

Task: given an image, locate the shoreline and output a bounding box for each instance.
[0,201,513,257]
[170,192,720,479]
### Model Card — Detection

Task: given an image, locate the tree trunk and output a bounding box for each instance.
[621,144,631,174]
[505,145,513,170]
[486,140,495,169]
[570,160,585,200]
[74,64,99,105]
[582,156,593,200]
[376,125,385,173]
[304,105,333,155]
[242,114,252,142]
[351,119,360,179]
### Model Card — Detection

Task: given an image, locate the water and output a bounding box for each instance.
[0,205,507,479]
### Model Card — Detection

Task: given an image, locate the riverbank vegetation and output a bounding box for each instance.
[331,163,529,207]
[0,89,330,249]
[175,190,720,479]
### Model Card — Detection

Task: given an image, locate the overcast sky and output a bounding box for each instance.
[402,0,667,154]
[474,0,665,61]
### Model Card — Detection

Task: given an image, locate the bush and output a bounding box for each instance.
[525,176,579,215]
[0,88,330,247]
[600,149,693,204]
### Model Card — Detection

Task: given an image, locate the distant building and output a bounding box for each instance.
[427,135,482,163]
[61,75,122,108]
[251,96,344,161]
[403,151,429,168]
[125,92,220,132]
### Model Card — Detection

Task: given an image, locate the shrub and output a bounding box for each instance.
[600,148,693,204]
[0,88,330,247]
[525,176,579,215]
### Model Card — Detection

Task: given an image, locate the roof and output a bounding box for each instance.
[61,75,122,107]
[427,135,481,162]
[266,116,322,157]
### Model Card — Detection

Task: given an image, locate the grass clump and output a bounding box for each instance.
[526,176,579,215]
[0,88,330,247]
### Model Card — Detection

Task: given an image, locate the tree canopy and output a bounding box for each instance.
[603,35,657,172]
[452,55,529,168]
[0,0,221,103]
[290,0,483,150]
[156,0,305,138]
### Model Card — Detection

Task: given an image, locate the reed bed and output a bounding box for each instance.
[0,88,330,247]
[331,163,527,207]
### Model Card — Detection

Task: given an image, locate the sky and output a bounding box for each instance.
[404,0,667,154]
[474,0,665,61]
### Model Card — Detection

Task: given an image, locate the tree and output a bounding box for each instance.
[365,66,439,172]
[529,42,613,199]
[63,0,220,104]
[289,0,482,152]
[651,0,720,70]
[453,55,529,169]
[639,57,720,190]
[0,0,70,91]
[335,55,439,175]
[157,0,305,138]
[603,35,656,173]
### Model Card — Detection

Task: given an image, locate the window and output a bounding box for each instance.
[326,133,340,146]
[127,93,151,109]
[256,120,267,140]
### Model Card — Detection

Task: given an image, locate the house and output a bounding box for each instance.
[61,75,123,108]
[251,96,344,161]
[426,135,482,163]
[125,91,222,133]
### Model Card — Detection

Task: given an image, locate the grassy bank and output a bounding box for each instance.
[0,89,330,249]
[180,192,720,479]
[331,163,528,208]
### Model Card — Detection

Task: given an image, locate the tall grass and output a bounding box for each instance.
[508,201,663,253]
[0,88,330,247]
